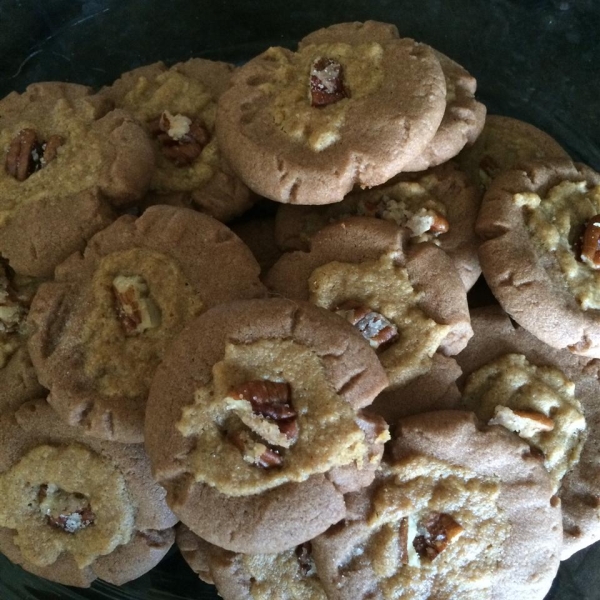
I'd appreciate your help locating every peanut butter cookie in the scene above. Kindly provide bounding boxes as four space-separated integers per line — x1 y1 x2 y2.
456 305 600 559
177 525 327 600
100 59 254 222
0 263 44 414
274 162 482 289
312 412 562 600
145 298 389 554
476 159 600 357
0 399 177 587
266 217 472 390
457 115 570 190
216 21 446 204
28 205 265 443
0 82 154 277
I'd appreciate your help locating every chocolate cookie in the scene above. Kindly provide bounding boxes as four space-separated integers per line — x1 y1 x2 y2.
476 159 600 357
100 59 254 222
0 82 154 277
457 115 570 190
456 305 600 558
274 162 482 289
403 51 486 172
0 399 177 587
177 525 327 600
266 217 472 389
145 298 389 554
312 411 562 600
28 205 265 443
216 21 446 204
0 265 44 414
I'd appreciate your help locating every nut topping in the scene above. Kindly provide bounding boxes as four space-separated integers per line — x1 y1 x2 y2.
295 542 317 576
227 380 298 467
489 405 554 439
579 214 600 269
112 275 161 336
413 513 464 560
38 484 95 534
335 302 399 350
310 57 349 107
227 430 283 469
5 129 63 181
149 110 210 166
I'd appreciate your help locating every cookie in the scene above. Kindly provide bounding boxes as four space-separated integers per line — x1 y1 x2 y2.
216 21 446 204
274 161 482 289
370 353 462 426
266 217 472 389
177 525 327 600
0 399 177 587
457 115 570 190
312 411 562 600
145 298 389 553
455 305 600 558
402 51 486 172
28 205 265 443
0 265 44 413
0 82 154 277
476 159 600 357
100 59 254 222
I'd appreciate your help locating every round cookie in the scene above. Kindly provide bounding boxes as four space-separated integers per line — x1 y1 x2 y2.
274 161 482 289
100 59 254 222
266 217 473 390
0 399 177 587
28 205 265 443
402 51 486 172
0 82 154 277
457 114 570 190
0 265 44 414
312 411 562 600
476 159 600 357
216 21 446 204
177 525 327 600
145 298 389 554
455 305 600 559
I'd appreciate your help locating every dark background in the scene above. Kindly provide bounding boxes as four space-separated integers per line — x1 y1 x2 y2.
0 0 599 598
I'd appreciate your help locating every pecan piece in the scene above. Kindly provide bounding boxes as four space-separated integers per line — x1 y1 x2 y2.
579 214 600 269
112 275 161 336
5 129 63 181
310 57 349 107
489 405 554 438
335 302 399 350
413 513 464 560
38 484 95 534
227 430 283 469
149 111 210 166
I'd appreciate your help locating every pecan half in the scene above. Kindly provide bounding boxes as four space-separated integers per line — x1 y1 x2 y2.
310 57 349 107
38 484 95 534
489 405 554 438
413 513 464 560
579 214 600 269
112 275 161 336
5 129 63 181
335 302 399 350
149 111 210 166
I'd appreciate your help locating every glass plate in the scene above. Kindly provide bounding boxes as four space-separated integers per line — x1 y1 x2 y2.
0 1 599 598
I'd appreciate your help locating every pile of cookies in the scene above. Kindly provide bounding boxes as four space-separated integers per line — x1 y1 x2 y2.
0 19 598 600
